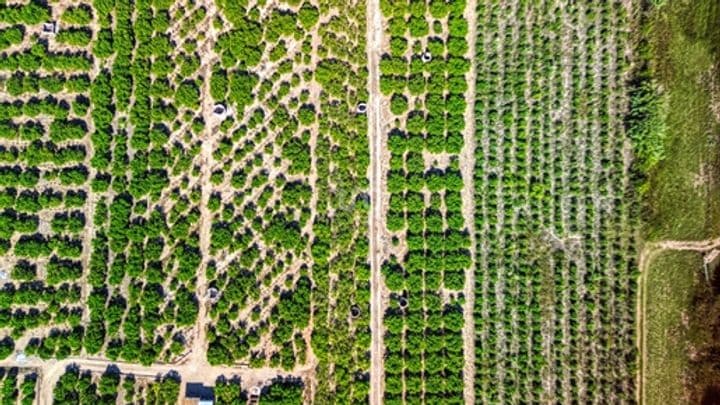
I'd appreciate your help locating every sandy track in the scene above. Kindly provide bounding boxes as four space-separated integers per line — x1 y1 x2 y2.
460 0 479 403
366 0 385 403
188 0 219 374
636 236 720 405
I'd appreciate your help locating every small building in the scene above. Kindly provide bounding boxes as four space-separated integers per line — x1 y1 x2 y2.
15 351 26 364
42 22 58 35
247 385 262 404
184 383 214 405
207 287 220 303
212 104 232 120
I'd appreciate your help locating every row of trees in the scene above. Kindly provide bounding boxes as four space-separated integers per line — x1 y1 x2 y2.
57 28 93 47
14 234 82 259
54 366 179 404
0 44 92 72
381 0 470 401
2 141 87 167
0 282 81 309
0 368 36 405
0 188 85 210
472 0 637 402
0 1 49 25
0 100 71 126
0 26 23 51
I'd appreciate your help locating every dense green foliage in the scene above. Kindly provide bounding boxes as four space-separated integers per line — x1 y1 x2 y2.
53 366 179 404
61 5 93 25
214 377 244 404
262 377 304 404
0 1 49 25
380 0 471 402
0 26 23 50
0 369 37 405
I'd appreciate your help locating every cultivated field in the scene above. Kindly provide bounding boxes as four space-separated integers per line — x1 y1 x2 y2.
642 250 699 405
0 0 702 404
637 2 720 403
377 0 473 403
472 1 637 403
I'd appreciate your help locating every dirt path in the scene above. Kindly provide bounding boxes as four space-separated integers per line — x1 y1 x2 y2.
459 0 478 403
366 0 385 403
636 236 720 405
188 0 219 376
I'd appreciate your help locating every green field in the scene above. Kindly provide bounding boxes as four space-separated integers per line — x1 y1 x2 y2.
644 250 701 404
640 1 720 403
643 0 720 241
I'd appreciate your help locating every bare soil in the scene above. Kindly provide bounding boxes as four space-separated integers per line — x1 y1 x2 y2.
460 0 479 403
366 0 386 402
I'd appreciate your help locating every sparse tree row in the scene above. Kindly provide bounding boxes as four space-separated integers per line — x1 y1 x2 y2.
205 1 371 401
379 0 472 403
309 1 371 402
205 0 318 372
473 1 637 403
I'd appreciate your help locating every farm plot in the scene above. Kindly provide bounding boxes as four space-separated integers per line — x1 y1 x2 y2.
473 0 637 403
203 0 371 401
0 0 210 365
379 0 473 403
81 0 207 365
643 250 701 405
0 0 371 396
0 0 96 359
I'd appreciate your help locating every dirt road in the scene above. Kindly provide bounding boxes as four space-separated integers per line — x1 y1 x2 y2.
189 0 218 371
366 0 385 403
460 0 478 402
636 236 720 405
